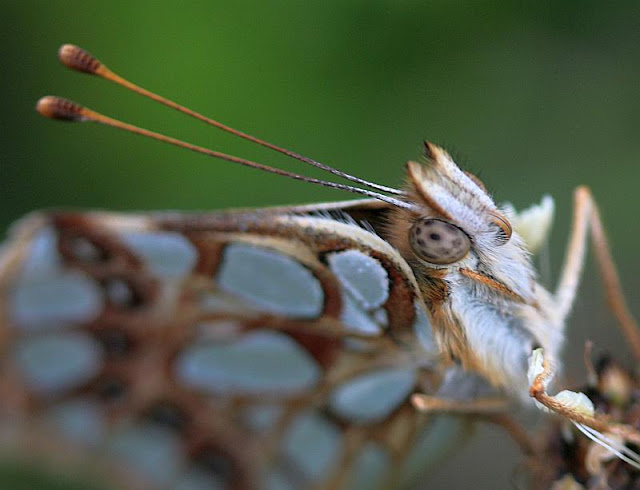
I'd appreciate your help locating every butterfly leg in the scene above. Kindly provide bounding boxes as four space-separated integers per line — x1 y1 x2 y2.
410 393 510 415
528 187 640 463
528 347 640 456
554 186 640 357
411 394 535 455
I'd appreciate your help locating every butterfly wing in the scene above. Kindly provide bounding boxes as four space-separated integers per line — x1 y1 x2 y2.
0 203 472 490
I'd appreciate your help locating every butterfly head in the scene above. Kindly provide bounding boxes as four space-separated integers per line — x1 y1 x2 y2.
404 142 513 263
392 142 530 277
390 142 546 390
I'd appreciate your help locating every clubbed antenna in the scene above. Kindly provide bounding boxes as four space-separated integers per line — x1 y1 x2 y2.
36 95 414 209
54 43 403 197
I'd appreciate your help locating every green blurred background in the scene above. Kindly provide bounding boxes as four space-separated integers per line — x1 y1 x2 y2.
2 1 640 488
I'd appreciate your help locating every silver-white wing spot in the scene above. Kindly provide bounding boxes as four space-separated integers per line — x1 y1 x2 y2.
107 424 184 487
327 250 390 335
242 404 284 432
198 291 259 316
18 227 61 279
329 368 416 424
437 367 497 400
327 250 389 309
413 302 437 356
217 243 324 318
339 293 384 335
400 415 469 485
13 332 103 394
11 226 103 329
121 231 198 279
282 411 341 481
263 470 295 490
341 442 390 490
175 330 321 395
11 271 104 330
175 467 225 490
46 399 106 446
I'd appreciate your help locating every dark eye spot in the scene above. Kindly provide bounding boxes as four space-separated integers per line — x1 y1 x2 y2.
94 328 132 359
94 376 127 401
192 446 235 485
144 400 190 432
68 236 107 263
429 233 441 241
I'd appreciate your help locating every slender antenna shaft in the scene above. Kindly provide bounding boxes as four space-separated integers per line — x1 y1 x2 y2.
36 96 414 210
57 44 403 196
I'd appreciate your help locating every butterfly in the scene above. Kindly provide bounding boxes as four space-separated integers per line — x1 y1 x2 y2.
1 44 640 490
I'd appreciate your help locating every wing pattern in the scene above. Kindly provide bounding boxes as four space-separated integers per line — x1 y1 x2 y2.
0 208 473 489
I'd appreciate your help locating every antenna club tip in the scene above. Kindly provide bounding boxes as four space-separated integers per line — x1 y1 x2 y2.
58 44 102 74
36 96 86 122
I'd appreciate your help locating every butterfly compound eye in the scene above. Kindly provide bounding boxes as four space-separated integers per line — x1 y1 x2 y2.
409 218 471 265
